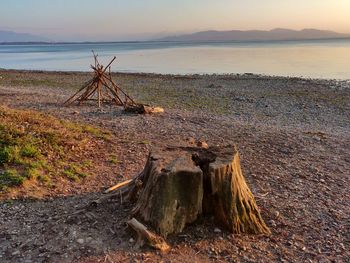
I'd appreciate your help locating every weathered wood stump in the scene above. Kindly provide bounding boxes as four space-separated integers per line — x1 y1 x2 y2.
122 145 270 238
124 104 164 114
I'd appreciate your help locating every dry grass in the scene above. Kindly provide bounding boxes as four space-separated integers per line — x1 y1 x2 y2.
0 106 111 193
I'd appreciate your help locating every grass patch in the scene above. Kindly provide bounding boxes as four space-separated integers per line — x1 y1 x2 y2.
139 140 150 145
0 169 24 190
20 144 40 158
122 80 232 114
0 71 85 90
63 164 88 181
108 155 120 165
0 106 110 192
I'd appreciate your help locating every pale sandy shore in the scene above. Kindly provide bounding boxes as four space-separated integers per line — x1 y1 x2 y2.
0 69 349 262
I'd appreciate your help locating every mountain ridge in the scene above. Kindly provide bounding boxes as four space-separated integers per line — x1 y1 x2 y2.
158 28 350 42
0 30 50 43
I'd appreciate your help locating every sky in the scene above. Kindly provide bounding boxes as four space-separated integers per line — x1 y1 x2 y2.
1 0 349 41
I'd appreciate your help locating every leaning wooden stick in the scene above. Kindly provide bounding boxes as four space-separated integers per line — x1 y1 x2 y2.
64 52 163 113
63 78 95 105
127 218 170 252
104 179 132 193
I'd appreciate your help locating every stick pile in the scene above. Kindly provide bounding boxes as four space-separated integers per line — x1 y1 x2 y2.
64 51 139 110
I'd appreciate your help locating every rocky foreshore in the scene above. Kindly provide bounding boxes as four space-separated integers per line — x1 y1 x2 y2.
0 69 349 262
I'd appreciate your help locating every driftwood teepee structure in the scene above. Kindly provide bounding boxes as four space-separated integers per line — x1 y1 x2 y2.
64 52 146 112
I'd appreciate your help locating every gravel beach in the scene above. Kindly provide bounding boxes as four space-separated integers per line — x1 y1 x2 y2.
0 69 349 262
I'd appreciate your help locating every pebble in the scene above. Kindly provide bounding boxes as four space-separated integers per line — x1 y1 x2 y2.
129 238 134 243
11 250 20 256
214 227 222 233
1 73 348 263
76 238 84 244
197 140 209 149
269 220 277 227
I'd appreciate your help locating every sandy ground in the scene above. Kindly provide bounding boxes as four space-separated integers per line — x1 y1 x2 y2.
0 70 349 263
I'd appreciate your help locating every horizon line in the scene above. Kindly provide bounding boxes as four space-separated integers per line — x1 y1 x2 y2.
1 27 350 43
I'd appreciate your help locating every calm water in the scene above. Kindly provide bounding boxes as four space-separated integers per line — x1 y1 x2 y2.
1 39 350 79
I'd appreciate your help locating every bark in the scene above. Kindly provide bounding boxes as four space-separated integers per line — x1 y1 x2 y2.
131 150 203 237
126 146 270 238
197 147 271 234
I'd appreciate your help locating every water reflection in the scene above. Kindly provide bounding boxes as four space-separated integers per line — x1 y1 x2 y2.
0 39 350 79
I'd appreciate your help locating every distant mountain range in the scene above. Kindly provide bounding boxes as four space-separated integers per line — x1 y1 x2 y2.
0 30 50 43
158 28 350 42
1 28 350 43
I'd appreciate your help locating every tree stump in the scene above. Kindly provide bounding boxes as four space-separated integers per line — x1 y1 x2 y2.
124 145 270 238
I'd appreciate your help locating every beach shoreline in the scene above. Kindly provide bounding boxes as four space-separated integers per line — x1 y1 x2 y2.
1 67 350 81
0 69 349 262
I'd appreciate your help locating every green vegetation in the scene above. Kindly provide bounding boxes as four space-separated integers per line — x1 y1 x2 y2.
0 106 111 192
0 169 24 189
0 71 83 89
108 154 120 165
123 82 231 114
63 164 88 181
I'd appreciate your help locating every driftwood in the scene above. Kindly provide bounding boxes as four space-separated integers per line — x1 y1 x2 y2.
104 179 132 193
63 54 133 108
64 52 163 114
124 104 164 114
103 145 270 244
127 218 170 252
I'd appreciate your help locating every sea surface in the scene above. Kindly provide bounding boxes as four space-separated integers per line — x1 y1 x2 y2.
1 39 350 79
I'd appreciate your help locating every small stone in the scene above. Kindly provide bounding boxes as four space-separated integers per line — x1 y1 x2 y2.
274 211 280 218
269 220 277 227
187 137 196 145
197 140 209 149
77 238 84 244
214 228 222 233
12 250 20 256
129 238 134 243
